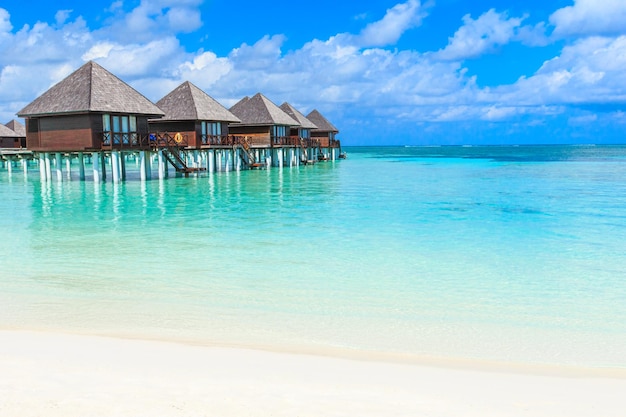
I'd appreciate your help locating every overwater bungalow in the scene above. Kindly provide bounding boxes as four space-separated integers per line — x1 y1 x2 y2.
5 60 343 182
306 109 341 159
0 123 23 148
229 93 310 167
278 102 320 163
16 61 165 182
229 93 299 147
1 121 28 173
17 61 164 152
150 81 241 148
3 120 26 148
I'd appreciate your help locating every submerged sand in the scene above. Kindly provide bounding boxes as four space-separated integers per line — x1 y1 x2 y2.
1 330 625 416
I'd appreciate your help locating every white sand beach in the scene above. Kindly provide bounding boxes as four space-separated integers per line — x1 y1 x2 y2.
1 330 625 417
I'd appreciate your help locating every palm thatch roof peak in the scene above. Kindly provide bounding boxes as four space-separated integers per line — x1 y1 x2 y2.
306 109 338 133
17 61 164 118
279 103 317 129
229 93 299 126
5 119 25 137
155 81 240 123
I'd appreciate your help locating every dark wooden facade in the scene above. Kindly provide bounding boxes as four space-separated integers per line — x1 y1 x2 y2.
0 123 25 148
311 130 331 148
0 137 25 148
228 124 298 147
228 125 272 147
149 120 232 148
24 113 152 152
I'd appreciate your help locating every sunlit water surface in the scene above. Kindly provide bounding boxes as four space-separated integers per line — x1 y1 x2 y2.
1 145 625 368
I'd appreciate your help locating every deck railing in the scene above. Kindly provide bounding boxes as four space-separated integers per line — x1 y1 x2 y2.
101 132 191 150
148 132 189 148
270 135 293 146
100 132 338 150
101 132 146 149
201 134 231 146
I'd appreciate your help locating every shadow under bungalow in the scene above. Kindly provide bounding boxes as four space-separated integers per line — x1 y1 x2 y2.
3 61 342 182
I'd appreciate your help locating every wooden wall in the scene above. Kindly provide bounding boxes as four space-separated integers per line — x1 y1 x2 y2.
311 131 330 147
149 120 198 147
26 115 93 151
24 114 155 151
0 138 22 148
26 118 40 149
229 125 271 146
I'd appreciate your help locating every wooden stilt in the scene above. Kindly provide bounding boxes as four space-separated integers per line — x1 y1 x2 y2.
78 153 85 181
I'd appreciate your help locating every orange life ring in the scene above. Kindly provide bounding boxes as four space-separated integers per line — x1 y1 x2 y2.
174 132 183 144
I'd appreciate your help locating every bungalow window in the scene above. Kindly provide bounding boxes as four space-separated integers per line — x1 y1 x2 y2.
301 129 310 139
201 121 222 144
130 116 137 145
112 116 121 145
102 114 111 145
102 114 139 146
121 116 129 145
271 125 287 144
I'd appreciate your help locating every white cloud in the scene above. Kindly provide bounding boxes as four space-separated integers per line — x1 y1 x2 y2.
55 9 73 26
550 0 626 37
100 0 203 43
482 106 521 121
355 0 426 47
177 51 233 90
2 0 626 143
569 113 597 125
95 38 185 80
434 9 524 61
501 36 626 106
229 35 286 70
82 42 116 61
108 1 123 13
0 8 12 33
516 22 550 47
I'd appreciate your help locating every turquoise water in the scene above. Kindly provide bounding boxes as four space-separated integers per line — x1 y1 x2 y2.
1 145 626 368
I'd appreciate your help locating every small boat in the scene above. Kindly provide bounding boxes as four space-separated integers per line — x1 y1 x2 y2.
338 152 347 159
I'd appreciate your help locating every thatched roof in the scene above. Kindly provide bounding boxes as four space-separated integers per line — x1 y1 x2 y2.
0 123 20 138
229 96 249 115
306 109 338 133
4 119 25 137
17 61 164 118
279 103 317 129
155 81 240 123
229 93 299 126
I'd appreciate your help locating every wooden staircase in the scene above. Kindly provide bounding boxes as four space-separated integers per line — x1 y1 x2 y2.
162 147 189 173
235 137 265 169
299 137 311 164
151 132 206 174
316 140 329 161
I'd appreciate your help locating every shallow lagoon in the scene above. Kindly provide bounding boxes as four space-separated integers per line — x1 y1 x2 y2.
1 145 625 368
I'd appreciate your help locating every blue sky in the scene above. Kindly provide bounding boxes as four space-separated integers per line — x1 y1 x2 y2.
1 0 625 145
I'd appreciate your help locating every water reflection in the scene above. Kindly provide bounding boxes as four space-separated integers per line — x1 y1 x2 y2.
40 180 52 217
112 183 121 225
